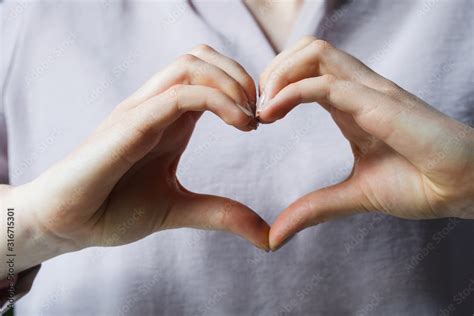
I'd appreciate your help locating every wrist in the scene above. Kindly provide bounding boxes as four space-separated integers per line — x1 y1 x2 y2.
1 183 77 279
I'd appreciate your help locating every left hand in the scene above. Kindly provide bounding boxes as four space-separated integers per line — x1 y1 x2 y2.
256 36 474 251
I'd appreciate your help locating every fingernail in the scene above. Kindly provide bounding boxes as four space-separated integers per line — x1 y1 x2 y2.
246 102 256 117
258 243 271 252
236 103 254 118
254 121 259 130
255 92 266 117
246 118 259 130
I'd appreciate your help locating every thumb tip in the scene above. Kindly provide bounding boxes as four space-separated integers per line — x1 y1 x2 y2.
254 222 271 252
269 227 289 252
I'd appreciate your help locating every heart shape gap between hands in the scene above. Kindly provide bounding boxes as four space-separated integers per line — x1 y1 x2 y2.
24 38 474 262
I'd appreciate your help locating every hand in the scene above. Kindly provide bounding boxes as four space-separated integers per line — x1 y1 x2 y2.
256 36 474 250
5 45 269 277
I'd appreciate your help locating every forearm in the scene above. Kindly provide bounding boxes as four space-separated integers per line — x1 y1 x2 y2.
0 184 72 279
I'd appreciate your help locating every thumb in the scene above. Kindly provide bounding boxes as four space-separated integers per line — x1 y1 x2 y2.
165 192 270 251
269 180 365 251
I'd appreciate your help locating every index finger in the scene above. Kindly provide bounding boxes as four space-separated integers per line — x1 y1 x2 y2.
260 38 395 104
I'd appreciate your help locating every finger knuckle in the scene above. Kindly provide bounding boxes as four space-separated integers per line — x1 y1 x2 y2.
322 74 337 85
299 35 317 44
309 39 332 58
111 117 157 166
191 43 215 55
167 84 188 110
187 58 211 80
379 80 401 98
225 80 244 96
231 60 249 77
168 83 185 97
267 67 289 89
329 79 354 104
321 74 337 99
177 53 199 66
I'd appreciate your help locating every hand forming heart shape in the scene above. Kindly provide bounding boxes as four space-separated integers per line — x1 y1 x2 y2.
255 37 474 250
22 37 473 268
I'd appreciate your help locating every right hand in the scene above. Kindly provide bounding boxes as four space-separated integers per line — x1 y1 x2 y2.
11 45 269 265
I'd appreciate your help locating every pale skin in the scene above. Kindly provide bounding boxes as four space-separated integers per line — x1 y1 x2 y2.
0 46 268 279
1 2 474 280
256 37 474 250
244 0 304 52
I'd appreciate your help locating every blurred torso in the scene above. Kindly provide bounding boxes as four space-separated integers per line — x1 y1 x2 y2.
1 0 473 315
